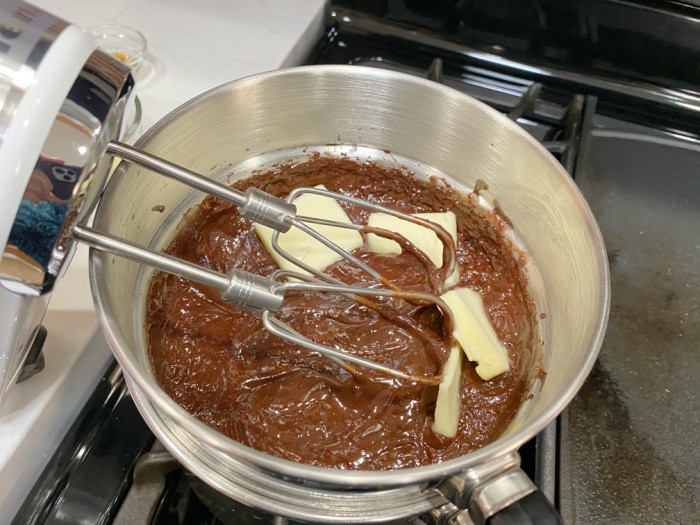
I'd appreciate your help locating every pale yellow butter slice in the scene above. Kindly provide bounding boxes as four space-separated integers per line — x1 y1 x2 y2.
366 211 459 288
440 287 510 381
432 344 463 438
254 185 363 275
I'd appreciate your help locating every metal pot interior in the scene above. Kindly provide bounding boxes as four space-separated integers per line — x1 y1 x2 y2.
89 65 609 489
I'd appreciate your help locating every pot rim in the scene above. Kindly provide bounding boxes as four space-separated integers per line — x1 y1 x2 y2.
89 64 611 487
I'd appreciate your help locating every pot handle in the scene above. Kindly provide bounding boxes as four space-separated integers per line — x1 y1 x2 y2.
434 453 561 525
486 488 560 525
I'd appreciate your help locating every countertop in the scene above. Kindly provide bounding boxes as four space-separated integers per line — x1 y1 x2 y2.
0 1 325 520
36 0 326 133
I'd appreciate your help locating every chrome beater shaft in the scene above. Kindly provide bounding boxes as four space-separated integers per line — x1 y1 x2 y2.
73 142 458 384
73 224 450 383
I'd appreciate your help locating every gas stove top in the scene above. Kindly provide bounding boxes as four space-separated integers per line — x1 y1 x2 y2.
11 1 700 523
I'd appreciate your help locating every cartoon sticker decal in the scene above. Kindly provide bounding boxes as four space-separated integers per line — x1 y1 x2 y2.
5 154 74 275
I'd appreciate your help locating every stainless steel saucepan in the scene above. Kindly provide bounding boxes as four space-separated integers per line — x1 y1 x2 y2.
89 65 610 524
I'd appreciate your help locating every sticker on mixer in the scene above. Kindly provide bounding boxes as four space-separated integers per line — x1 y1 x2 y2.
5 155 74 277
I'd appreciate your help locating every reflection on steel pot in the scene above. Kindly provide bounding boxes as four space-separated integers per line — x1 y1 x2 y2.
88 65 609 524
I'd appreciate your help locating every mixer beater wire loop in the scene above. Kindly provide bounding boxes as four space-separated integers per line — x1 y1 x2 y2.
264 270 453 385
278 185 457 292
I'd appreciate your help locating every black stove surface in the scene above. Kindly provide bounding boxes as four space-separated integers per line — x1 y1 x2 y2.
330 0 700 88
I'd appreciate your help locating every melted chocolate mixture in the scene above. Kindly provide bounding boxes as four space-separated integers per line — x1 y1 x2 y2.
146 157 537 470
